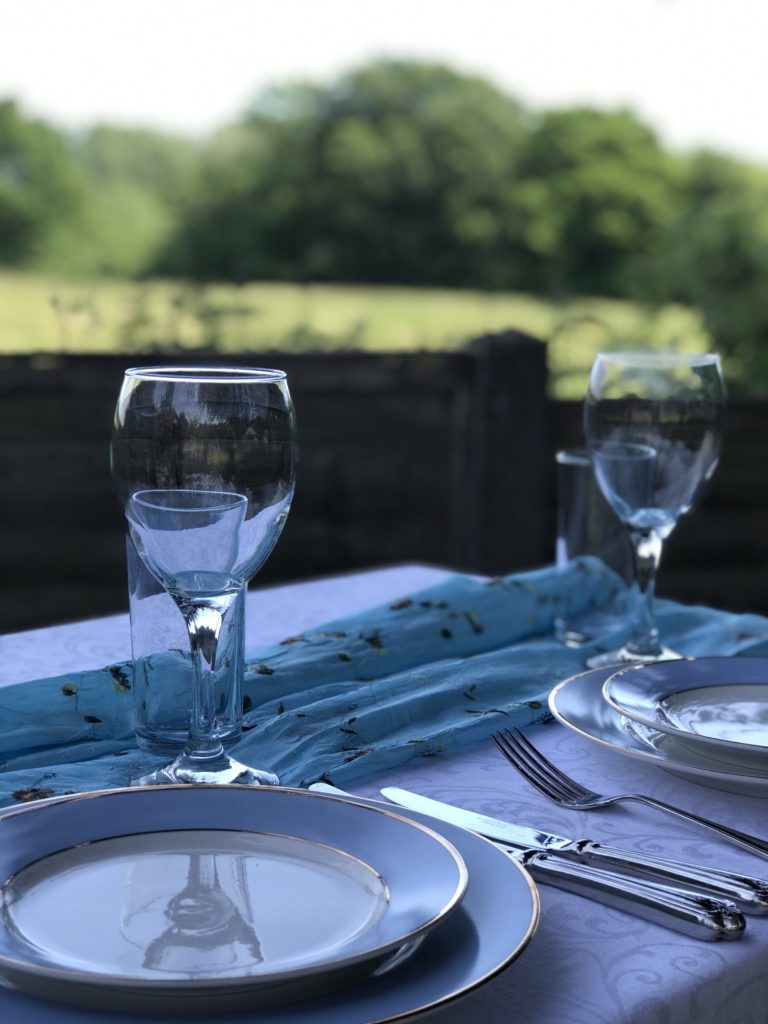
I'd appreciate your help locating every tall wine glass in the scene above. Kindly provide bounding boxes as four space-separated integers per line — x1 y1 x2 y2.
584 351 725 667
110 367 296 785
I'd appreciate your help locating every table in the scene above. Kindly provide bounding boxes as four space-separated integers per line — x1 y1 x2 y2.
2 564 768 1024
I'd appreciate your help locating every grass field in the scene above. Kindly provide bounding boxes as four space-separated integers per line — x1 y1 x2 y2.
0 272 711 397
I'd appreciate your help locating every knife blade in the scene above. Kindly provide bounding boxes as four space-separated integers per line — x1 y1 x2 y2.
308 783 744 940
381 787 768 916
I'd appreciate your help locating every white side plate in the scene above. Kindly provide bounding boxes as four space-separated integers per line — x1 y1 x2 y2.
550 665 768 795
604 657 768 767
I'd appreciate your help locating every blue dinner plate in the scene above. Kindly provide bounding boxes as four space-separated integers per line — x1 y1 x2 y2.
0 786 468 1013
0 786 538 1022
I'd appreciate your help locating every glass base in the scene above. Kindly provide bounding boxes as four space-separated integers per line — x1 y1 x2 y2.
135 725 241 758
133 752 279 787
586 644 682 669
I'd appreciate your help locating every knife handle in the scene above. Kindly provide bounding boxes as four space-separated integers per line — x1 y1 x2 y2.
567 841 768 916
523 852 745 941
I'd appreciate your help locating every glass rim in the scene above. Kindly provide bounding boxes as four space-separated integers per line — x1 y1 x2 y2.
555 449 590 467
132 488 248 512
123 366 287 383
594 351 721 368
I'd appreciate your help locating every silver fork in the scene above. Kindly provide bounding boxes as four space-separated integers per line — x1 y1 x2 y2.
492 727 768 859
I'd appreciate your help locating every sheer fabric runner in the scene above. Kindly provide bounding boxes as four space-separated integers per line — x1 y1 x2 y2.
1 558 767 808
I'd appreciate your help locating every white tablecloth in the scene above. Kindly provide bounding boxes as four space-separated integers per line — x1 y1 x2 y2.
2 564 768 1024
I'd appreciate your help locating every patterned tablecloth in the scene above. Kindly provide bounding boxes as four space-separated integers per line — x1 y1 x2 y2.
1 564 767 1024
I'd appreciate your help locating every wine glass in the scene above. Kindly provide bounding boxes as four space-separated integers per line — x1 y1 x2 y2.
110 366 297 785
584 351 726 667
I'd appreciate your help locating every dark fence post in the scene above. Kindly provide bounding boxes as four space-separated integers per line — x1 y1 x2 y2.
452 329 550 575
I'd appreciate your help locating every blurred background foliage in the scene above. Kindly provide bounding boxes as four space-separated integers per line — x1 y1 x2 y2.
2 59 768 393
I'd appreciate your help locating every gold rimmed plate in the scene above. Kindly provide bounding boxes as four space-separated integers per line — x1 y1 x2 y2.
550 665 768 795
0 786 467 1013
0 787 539 1023
604 657 768 768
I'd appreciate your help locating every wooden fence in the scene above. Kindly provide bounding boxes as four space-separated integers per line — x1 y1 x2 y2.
1 334 766 633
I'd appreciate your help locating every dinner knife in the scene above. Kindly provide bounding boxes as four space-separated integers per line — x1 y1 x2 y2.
308 783 744 940
380 787 768 916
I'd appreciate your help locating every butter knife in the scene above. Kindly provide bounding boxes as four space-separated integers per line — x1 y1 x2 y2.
381 786 768 916
308 783 744 940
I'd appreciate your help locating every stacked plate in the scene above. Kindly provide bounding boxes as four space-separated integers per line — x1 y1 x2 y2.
0 785 539 1020
550 657 768 795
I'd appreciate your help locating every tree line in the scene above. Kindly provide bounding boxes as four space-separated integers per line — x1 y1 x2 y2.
2 59 768 386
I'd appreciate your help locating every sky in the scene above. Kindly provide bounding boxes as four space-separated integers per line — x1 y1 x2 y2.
2 0 768 163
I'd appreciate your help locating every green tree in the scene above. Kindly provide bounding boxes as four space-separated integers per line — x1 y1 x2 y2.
76 125 202 205
40 125 205 276
514 107 680 296
39 179 176 277
160 61 529 287
645 151 768 391
0 99 83 265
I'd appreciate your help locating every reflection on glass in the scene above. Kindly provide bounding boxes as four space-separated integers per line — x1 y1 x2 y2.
590 442 657 528
142 853 263 975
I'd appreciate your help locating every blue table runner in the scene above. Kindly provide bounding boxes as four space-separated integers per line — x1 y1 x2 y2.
1 558 767 808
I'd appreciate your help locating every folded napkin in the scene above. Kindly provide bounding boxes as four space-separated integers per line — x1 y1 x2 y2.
1 557 767 809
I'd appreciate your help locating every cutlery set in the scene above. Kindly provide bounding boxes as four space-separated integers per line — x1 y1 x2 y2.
381 787 768 915
311 745 768 943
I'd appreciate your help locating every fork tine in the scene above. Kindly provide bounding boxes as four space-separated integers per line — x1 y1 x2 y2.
493 728 585 804
490 732 563 801
506 727 591 800
492 730 579 803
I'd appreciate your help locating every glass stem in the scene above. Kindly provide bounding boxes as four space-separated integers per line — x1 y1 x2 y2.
627 528 663 657
182 593 239 760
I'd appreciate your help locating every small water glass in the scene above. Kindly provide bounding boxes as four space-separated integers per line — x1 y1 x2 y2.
555 449 634 646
